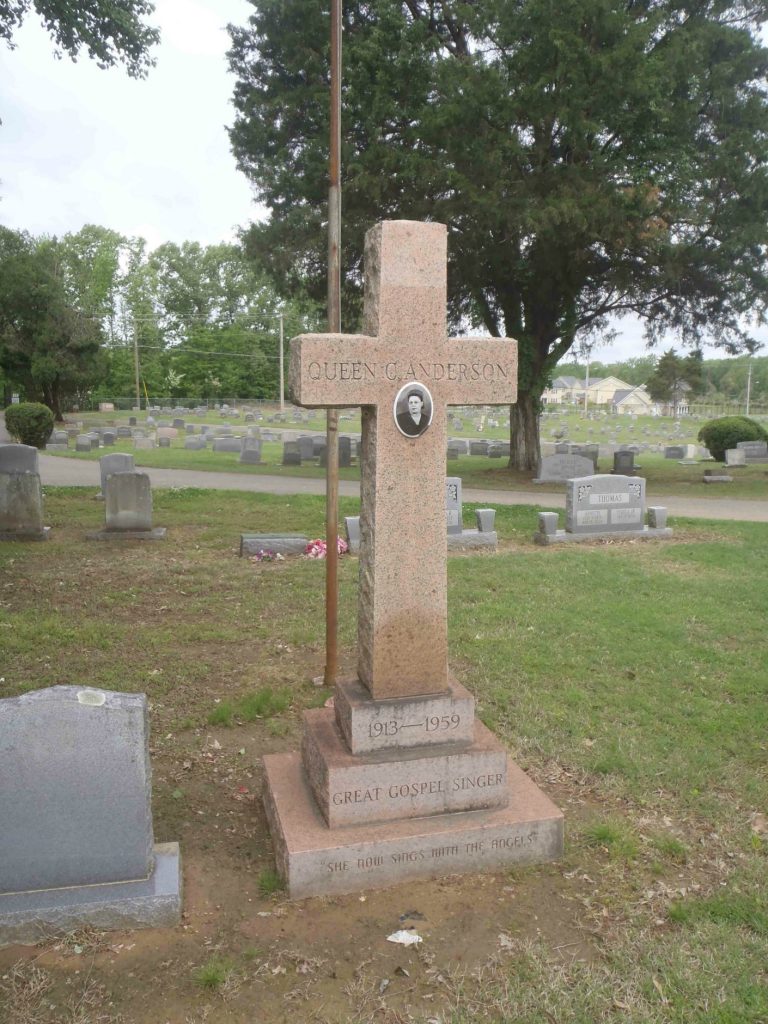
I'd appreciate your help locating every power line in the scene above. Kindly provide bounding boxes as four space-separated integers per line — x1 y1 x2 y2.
134 344 282 360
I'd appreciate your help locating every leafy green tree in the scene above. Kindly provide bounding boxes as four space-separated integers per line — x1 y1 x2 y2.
0 0 159 77
0 228 104 418
228 0 768 468
646 348 703 416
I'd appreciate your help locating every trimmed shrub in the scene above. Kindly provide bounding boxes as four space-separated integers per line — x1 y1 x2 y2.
4 402 55 448
697 416 768 461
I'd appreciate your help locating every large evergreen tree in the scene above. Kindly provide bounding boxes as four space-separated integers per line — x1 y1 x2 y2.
227 0 768 468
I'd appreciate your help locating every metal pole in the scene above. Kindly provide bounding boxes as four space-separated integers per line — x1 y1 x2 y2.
279 313 285 413
133 320 141 410
746 360 753 416
325 0 342 686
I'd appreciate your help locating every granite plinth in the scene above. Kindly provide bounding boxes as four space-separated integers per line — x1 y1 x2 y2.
533 526 673 545
87 528 167 541
239 533 309 556
0 843 181 947
302 708 508 827
334 676 475 754
263 753 563 898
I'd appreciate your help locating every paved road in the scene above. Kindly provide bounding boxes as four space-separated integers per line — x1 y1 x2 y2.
36 452 768 522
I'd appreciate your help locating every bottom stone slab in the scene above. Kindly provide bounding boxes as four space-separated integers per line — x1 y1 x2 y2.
86 528 167 541
533 527 673 545
263 753 563 899
0 527 50 542
0 843 182 947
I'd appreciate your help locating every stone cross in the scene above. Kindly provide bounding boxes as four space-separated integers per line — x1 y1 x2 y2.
290 220 517 699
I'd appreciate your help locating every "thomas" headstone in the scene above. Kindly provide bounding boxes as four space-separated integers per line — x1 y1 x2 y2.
264 221 563 898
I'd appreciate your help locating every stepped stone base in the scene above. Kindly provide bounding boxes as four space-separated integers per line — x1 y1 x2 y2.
302 708 508 827
0 843 181 947
263 753 563 899
334 676 475 754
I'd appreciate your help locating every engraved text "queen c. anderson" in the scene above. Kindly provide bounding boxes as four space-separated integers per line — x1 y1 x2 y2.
306 360 511 384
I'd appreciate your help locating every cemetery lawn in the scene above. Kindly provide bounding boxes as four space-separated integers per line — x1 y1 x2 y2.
47 442 768 499
1 488 767 1023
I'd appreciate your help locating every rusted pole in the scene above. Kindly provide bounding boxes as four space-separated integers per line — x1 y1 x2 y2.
325 0 342 686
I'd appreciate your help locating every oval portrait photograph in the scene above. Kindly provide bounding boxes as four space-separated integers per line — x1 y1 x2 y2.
393 381 433 438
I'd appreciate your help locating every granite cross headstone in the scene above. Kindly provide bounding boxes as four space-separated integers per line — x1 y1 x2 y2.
289 220 517 699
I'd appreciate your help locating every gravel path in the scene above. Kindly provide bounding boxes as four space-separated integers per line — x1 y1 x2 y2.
36 452 768 522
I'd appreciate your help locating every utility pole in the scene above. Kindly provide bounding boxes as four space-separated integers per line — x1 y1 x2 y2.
278 313 285 413
324 0 342 686
133 320 141 411
746 360 754 416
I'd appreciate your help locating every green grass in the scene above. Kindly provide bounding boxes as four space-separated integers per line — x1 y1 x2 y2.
582 819 640 860
257 867 285 896
207 687 292 727
3 486 768 1023
193 957 235 991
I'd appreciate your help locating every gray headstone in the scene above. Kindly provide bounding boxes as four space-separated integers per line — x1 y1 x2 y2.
613 450 635 474
538 511 559 537
725 448 746 466
0 445 46 539
344 515 361 554
664 445 685 459
102 431 116 446
212 437 241 453
737 440 768 461
283 441 301 466
172 419 185 429
239 447 262 464
475 508 496 532
184 437 206 450
445 477 463 535
128 416 137 426
134 437 154 450
566 474 645 534
0 687 153 892
298 436 315 461
76 435 92 452
647 506 668 529
339 435 352 468
117 426 133 438
105 472 153 532
99 453 135 498
0 443 38 475
0 686 181 943
535 453 594 483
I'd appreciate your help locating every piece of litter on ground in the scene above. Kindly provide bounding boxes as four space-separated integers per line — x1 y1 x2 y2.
394 966 409 977
498 934 514 950
387 930 422 946
379 978 390 994
257 912 272 917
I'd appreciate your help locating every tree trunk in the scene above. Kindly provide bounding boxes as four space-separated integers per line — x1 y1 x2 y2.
508 391 541 472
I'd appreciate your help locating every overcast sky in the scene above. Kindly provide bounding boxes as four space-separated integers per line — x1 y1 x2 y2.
0 2 761 364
